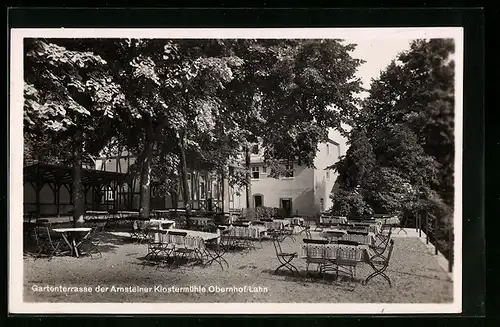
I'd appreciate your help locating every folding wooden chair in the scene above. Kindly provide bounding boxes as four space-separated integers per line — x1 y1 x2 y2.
33 223 66 261
270 232 299 277
203 237 229 270
168 231 198 268
23 221 37 246
363 239 395 287
334 240 361 284
295 220 312 238
144 230 168 263
129 219 142 240
78 227 102 259
136 219 154 243
185 235 206 264
227 224 248 250
84 217 108 235
303 238 331 278
219 228 235 250
174 215 188 229
371 227 393 255
202 220 217 233
394 216 409 235
314 222 327 232
280 224 296 242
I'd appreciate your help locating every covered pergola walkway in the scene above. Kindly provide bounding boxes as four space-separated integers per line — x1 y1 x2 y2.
23 163 129 217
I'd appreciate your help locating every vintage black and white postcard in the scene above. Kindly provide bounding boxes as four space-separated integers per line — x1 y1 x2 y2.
9 27 463 314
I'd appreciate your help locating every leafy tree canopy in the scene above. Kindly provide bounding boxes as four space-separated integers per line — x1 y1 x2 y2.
330 39 455 233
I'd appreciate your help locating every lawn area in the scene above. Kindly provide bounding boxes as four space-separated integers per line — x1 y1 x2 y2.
23 231 453 303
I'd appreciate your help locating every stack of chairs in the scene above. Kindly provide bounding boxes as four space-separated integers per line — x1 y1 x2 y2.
146 230 205 270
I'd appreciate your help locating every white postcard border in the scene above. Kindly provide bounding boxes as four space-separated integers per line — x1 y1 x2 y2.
9 27 464 314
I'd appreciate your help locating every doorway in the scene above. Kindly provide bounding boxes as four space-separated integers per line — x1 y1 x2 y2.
280 198 292 217
253 194 263 208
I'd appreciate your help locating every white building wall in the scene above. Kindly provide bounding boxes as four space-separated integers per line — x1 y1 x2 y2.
231 128 348 216
313 129 348 213
248 164 316 216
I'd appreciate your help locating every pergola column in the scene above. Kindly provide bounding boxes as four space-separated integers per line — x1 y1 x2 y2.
46 182 58 216
56 184 61 216
129 180 134 209
53 171 65 217
34 169 43 216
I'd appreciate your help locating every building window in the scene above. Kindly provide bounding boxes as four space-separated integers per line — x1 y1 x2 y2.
213 182 219 199
326 171 330 179
251 144 259 154
230 187 234 201
285 164 294 178
200 182 205 199
336 144 341 158
262 166 267 174
320 198 324 212
187 174 192 197
252 166 259 179
104 186 114 201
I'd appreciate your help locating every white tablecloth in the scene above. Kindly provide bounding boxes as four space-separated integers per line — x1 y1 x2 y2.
285 217 305 226
320 216 348 224
224 225 267 239
149 219 176 229
300 243 370 262
263 219 290 230
190 217 214 226
375 217 400 225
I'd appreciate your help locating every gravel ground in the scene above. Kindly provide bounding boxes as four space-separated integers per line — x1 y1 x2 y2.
23 231 453 303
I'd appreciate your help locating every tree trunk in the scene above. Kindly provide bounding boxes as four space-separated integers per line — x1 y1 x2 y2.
72 128 85 226
138 163 144 210
139 118 153 219
177 132 191 226
448 225 453 272
244 146 252 209
138 145 152 218
221 168 225 213
117 145 122 173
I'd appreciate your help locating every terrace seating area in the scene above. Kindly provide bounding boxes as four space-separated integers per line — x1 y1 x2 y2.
23 210 453 303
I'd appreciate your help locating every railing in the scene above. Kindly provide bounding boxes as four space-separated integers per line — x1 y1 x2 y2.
328 212 454 273
415 214 453 273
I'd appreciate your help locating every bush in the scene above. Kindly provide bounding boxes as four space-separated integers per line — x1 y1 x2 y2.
241 206 281 220
330 189 373 217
